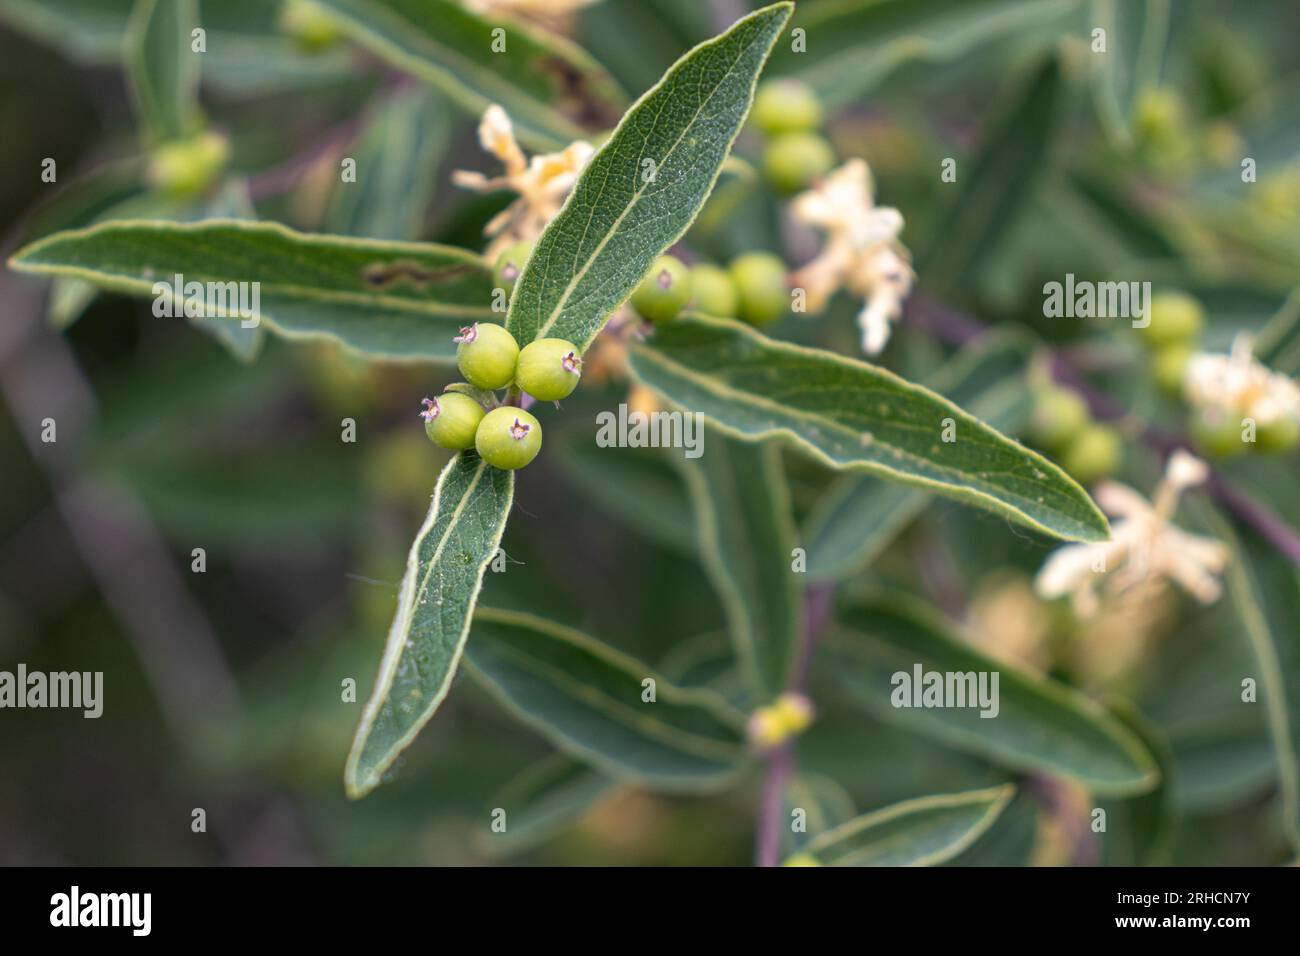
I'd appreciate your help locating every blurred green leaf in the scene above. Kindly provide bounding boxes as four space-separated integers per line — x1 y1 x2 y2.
465 608 748 791
9 219 495 360
0 0 135 63
827 593 1160 795
345 453 514 798
506 2 792 349
783 772 856 854
311 0 626 149
629 315 1108 543
790 784 1014 866
1089 0 1168 148
124 0 201 144
677 428 802 700
1256 287 1300 376
480 753 618 857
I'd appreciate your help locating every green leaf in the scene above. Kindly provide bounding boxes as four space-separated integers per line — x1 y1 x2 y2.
505 2 793 350
125 0 201 143
677 429 802 700
790 785 1014 866
803 332 1034 580
918 55 1066 293
465 608 748 791
480 753 619 857
325 87 450 241
1089 0 1169 148
187 181 266 362
8 219 496 361
783 772 856 854
1256 287 1300 376
0 0 135 64
310 0 626 149
345 453 514 798
826 594 1160 795
767 0 1078 108
628 315 1108 543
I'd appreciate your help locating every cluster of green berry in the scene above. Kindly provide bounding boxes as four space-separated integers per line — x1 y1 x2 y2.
422 320 581 471
1029 383 1122 487
628 251 789 327
751 79 835 195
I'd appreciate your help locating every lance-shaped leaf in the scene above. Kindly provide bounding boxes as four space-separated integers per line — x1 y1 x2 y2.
1090 0 1169 148
480 753 620 857
8 219 496 361
767 0 1077 108
825 594 1159 795
677 429 801 700
789 785 1014 866
629 315 1108 543
804 332 1033 580
465 608 748 791
783 772 856 855
311 0 625 149
506 2 793 350
1256 287 1300 376
345 454 514 798
125 0 201 143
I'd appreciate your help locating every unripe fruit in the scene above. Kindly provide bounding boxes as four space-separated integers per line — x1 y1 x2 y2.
455 322 519 390
1152 343 1193 396
420 394 483 451
782 854 822 867
762 132 835 195
630 255 692 324
280 0 342 51
475 406 542 470
1029 386 1090 452
730 252 788 326
1257 416 1300 454
493 240 533 297
1191 408 1247 459
690 263 739 317
752 79 823 137
1140 292 1205 349
1059 423 1122 486
148 130 230 199
516 337 582 401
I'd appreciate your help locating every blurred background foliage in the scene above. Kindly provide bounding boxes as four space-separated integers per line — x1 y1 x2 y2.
1 0 1297 865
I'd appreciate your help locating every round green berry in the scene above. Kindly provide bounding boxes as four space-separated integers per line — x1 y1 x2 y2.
421 393 484 451
730 252 789 326
630 255 693 324
148 130 229 199
280 0 342 51
516 337 582 401
690 263 739 317
1030 386 1090 452
1059 423 1123 486
1140 292 1205 349
1257 415 1300 454
493 241 533 297
1191 408 1248 458
762 132 835 195
752 79 823 137
1152 343 1194 396
476 406 542 470
455 322 519 391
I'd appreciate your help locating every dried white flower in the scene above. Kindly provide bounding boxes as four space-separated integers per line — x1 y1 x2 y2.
788 159 914 355
452 104 594 258
1184 333 1300 429
1034 450 1230 617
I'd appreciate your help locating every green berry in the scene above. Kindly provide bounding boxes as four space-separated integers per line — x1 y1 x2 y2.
630 255 692 324
1152 343 1194 396
475 406 542 470
148 131 229 199
455 322 519 391
762 132 835 195
493 241 533 297
516 337 582 401
420 394 484 451
690 263 739 317
1030 386 1091 452
1140 292 1205 349
1059 423 1123 486
1191 408 1247 458
280 0 342 51
752 79 823 137
1256 416 1299 454
730 252 788 326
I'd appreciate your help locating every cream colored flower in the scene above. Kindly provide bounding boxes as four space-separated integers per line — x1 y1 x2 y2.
452 104 594 258
788 159 914 355
1034 450 1230 617
1184 333 1300 429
